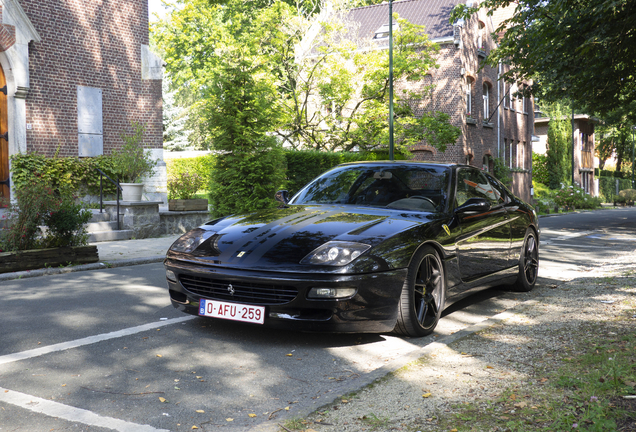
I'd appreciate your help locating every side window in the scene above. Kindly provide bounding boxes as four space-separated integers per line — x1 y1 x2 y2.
456 168 500 207
484 173 508 205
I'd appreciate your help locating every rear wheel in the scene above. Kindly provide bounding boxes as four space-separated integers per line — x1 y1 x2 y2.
394 246 445 337
510 229 539 292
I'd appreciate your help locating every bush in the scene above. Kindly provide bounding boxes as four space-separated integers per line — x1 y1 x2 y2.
110 122 157 183
0 179 91 252
598 176 632 202
41 192 92 248
553 185 602 210
10 153 120 197
619 189 636 205
168 172 205 200
532 152 549 185
165 154 215 187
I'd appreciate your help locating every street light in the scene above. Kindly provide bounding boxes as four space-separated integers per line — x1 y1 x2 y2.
388 0 394 161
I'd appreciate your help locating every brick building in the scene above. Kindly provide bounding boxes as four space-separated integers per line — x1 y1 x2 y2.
0 0 164 203
341 0 534 201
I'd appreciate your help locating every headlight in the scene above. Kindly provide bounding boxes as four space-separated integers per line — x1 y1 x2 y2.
300 241 371 266
308 287 357 299
169 228 215 253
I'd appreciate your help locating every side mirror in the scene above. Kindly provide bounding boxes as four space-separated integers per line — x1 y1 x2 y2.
275 190 289 204
455 197 491 215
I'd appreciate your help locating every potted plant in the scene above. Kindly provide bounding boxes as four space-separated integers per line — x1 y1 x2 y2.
110 121 157 201
167 171 208 211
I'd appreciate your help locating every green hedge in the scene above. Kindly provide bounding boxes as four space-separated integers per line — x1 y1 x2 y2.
165 154 215 186
598 176 632 201
165 150 406 197
10 153 119 196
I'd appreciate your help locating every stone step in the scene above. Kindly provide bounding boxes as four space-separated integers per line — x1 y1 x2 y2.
89 210 111 223
85 221 120 232
88 230 134 243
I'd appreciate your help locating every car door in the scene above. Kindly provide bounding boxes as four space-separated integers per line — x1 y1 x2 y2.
454 168 511 282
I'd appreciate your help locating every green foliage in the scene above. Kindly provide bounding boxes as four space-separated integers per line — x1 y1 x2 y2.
10 153 120 197
0 178 91 251
543 102 572 189
595 107 635 173
492 157 511 187
619 189 636 205
168 172 206 200
531 152 549 186
41 192 92 249
165 155 215 186
532 181 556 212
154 1 460 154
553 185 602 210
450 0 636 119
284 13 460 153
110 122 157 183
206 47 287 217
598 176 632 203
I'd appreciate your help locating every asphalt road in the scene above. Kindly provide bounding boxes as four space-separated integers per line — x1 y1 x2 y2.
1 207 634 432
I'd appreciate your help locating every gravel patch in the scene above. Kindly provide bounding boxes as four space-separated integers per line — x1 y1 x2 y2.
292 253 636 432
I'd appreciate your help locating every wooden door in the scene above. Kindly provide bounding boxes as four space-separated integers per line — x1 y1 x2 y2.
0 63 8 205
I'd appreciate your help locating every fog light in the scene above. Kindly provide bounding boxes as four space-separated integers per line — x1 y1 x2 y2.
166 269 177 283
307 287 356 299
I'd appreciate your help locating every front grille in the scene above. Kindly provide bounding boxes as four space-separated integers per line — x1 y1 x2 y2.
179 274 298 305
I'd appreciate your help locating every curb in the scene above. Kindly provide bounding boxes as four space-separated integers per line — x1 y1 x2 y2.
0 256 165 282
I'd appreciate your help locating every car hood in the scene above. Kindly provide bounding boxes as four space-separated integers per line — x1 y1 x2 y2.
170 205 436 271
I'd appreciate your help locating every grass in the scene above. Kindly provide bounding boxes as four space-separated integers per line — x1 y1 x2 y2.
430 324 636 432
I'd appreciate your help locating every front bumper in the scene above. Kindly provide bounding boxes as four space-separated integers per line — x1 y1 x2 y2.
164 258 407 333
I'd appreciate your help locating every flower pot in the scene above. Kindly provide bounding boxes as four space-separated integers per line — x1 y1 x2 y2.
120 183 144 201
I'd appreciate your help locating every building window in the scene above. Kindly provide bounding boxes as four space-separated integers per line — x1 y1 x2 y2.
509 140 513 169
466 78 473 116
482 83 490 121
508 83 516 111
517 141 525 169
503 83 508 109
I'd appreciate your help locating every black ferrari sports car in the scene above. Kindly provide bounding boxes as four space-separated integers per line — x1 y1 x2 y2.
164 161 539 337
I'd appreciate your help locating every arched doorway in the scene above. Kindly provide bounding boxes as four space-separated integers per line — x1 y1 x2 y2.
0 63 7 205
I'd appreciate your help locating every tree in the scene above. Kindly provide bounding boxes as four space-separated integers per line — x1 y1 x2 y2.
282 12 461 153
204 35 287 217
154 1 460 155
162 76 192 151
596 108 634 174
450 0 636 120
542 102 572 189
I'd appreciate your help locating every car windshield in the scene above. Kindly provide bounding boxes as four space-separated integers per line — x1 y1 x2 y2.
290 164 451 212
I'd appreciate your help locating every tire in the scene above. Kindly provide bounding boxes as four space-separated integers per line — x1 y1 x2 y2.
394 246 445 337
510 229 539 292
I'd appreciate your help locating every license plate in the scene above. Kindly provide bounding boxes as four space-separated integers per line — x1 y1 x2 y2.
199 299 265 324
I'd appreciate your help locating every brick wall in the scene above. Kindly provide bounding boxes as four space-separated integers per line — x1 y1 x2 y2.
407 10 533 200
21 0 162 157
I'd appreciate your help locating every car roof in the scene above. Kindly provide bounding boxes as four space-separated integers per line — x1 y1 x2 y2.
336 160 464 169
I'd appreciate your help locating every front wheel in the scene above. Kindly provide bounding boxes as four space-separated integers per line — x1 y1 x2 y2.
509 229 539 292
393 246 445 337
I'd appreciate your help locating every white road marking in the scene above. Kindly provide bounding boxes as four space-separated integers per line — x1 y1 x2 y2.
0 316 194 366
0 386 170 432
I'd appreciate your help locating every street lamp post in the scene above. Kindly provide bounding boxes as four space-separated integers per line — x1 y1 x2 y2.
632 126 636 189
388 0 394 161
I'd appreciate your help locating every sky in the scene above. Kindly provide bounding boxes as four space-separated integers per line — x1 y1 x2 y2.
148 0 171 22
